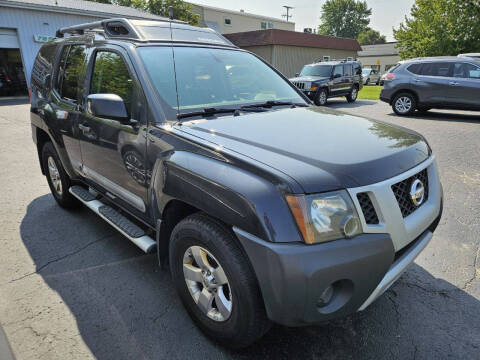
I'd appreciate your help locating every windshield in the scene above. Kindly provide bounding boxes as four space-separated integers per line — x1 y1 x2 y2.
299 65 332 77
362 69 371 75
138 46 305 119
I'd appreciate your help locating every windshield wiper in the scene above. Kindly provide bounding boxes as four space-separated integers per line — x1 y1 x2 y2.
177 106 267 120
241 100 309 109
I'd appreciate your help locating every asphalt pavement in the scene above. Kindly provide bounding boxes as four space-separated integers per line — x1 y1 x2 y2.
0 98 479 359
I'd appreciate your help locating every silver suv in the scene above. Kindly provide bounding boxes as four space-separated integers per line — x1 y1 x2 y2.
380 57 480 116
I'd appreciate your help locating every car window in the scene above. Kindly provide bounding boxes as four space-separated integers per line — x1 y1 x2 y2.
32 44 57 87
333 65 344 77
407 63 422 75
56 45 87 102
453 63 480 79
420 62 452 77
90 51 134 114
344 64 352 76
354 63 362 75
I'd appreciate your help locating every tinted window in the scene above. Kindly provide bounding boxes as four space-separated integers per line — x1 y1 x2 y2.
333 65 344 77
420 62 452 77
354 63 362 75
56 45 87 101
407 63 422 74
453 62 480 79
344 64 352 76
55 46 69 93
90 51 134 114
32 44 57 87
300 65 332 77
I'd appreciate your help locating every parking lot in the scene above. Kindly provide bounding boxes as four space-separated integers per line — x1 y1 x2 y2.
0 98 479 360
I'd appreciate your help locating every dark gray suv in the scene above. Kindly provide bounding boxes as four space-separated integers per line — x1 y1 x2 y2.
380 57 480 116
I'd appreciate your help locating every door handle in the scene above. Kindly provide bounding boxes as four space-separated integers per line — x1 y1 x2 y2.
414 78 421 82
78 124 91 132
449 81 459 86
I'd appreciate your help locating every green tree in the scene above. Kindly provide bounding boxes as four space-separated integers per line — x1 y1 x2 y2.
318 0 371 39
357 27 386 45
85 0 199 25
394 0 480 59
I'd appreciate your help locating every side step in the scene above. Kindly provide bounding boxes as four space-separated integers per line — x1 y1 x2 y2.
69 186 156 253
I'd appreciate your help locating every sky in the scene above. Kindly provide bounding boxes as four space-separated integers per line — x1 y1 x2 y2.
192 0 416 41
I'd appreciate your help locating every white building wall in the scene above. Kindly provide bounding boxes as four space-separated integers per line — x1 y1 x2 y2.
0 7 101 86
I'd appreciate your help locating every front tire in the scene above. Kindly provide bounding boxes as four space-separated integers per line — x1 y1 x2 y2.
346 86 358 103
169 213 271 348
314 88 328 106
41 142 80 209
392 93 416 116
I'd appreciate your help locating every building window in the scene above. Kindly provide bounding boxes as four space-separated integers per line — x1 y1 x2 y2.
323 56 330 61
268 22 274 29
224 18 232 26
261 22 267 30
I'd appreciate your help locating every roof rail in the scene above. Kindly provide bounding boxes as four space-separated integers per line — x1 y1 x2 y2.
56 18 142 39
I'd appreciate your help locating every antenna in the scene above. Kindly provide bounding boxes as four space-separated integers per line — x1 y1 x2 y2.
282 5 294 22
168 6 174 20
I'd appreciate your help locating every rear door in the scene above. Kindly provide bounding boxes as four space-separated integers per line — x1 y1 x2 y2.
410 62 453 105
450 62 480 108
78 46 149 214
343 63 353 91
331 64 347 95
50 44 88 174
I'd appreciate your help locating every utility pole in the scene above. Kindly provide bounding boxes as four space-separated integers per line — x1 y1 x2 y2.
282 6 294 22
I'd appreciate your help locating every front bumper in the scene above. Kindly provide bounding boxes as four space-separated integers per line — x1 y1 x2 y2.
234 157 443 326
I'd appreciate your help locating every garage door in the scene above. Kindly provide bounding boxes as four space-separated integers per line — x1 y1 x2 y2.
0 28 19 49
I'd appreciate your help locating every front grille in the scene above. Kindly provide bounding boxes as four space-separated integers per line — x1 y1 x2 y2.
357 192 379 224
293 81 305 90
391 168 429 218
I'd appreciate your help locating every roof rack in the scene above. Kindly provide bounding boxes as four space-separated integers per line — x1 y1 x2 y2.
56 18 143 39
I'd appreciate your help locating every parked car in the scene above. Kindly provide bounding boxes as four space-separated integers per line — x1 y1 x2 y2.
362 68 381 85
380 56 480 115
0 67 13 96
31 18 443 348
458 53 480 61
289 60 363 105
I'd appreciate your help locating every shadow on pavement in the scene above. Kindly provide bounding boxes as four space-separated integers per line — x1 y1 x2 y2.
18 194 480 359
326 99 378 108
0 97 29 106
386 110 480 124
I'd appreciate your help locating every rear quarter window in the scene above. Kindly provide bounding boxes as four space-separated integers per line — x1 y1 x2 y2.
31 44 58 88
406 63 422 75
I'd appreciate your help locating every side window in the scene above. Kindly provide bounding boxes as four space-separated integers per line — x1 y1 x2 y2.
344 64 352 76
354 63 362 75
453 63 480 79
32 44 57 87
407 63 422 75
55 45 87 101
420 62 452 77
333 65 344 77
90 51 134 114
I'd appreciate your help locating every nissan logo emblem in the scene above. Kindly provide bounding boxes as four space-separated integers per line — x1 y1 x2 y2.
410 179 425 206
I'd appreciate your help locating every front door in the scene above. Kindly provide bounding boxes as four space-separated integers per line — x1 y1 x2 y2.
78 47 148 214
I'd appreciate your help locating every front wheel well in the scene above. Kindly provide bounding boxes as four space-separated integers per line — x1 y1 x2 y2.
36 128 51 175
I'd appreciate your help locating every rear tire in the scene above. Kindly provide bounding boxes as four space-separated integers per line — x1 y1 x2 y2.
169 213 271 348
346 86 358 103
314 88 328 106
392 93 416 116
41 142 80 209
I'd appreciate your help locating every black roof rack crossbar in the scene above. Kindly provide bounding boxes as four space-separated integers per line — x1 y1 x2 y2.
56 18 141 39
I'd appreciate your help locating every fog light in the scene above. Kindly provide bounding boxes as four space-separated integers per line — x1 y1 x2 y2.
317 285 334 307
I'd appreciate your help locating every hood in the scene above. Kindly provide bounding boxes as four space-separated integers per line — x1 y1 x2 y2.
177 107 430 193
289 76 330 83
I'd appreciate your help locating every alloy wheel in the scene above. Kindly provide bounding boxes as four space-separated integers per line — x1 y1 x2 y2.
351 87 358 100
47 156 63 196
319 91 327 105
395 96 412 114
183 246 232 322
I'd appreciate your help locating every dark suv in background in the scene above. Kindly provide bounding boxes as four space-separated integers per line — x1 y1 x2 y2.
380 57 480 116
289 60 363 105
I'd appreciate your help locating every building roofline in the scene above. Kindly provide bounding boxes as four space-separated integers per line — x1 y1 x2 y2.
0 0 167 21
188 2 293 24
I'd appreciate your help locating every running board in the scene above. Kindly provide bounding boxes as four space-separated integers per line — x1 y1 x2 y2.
69 186 156 253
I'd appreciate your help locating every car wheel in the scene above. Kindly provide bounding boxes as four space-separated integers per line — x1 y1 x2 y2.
392 93 416 116
169 213 271 348
314 88 328 106
41 142 80 209
376 79 380 85
346 86 358 103
365 78 370 85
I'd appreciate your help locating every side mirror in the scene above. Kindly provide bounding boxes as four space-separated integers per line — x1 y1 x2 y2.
87 94 128 121
295 73 300 77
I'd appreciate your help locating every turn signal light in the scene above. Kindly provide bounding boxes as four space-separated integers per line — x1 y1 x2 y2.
310 86 318 91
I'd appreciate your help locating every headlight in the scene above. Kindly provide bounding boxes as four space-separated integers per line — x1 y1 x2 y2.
286 190 362 244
